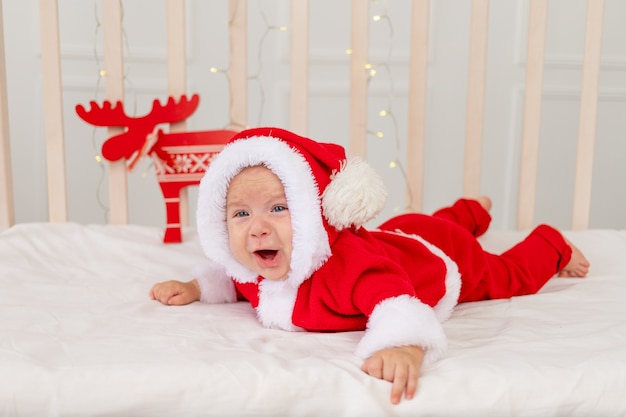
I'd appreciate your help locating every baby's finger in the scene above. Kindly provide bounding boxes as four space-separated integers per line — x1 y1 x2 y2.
168 292 189 305
404 365 419 400
150 287 163 302
361 357 384 380
389 366 408 405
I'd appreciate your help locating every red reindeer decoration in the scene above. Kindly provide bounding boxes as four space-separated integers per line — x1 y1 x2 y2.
76 94 236 243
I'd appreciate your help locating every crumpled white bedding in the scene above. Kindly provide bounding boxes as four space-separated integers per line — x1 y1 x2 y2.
1 222 626 417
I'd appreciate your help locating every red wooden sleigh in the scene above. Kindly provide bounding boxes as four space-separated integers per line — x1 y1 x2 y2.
76 94 235 243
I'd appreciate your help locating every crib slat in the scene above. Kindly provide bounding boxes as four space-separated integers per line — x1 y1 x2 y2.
289 0 309 135
39 0 68 223
517 0 548 230
572 0 604 230
0 2 13 231
167 0 187 98
166 0 189 227
406 0 430 212
229 0 247 130
463 0 490 198
103 0 128 224
348 0 369 157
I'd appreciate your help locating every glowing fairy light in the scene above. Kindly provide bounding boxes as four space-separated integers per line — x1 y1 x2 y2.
210 0 287 128
365 0 413 210
89 0 139 221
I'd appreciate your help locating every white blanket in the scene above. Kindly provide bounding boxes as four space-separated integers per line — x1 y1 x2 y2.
2 223 625 416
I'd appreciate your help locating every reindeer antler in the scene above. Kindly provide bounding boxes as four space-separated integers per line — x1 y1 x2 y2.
75 100 130 127
75 94 200 127
148 94 200 124
75 94 201 162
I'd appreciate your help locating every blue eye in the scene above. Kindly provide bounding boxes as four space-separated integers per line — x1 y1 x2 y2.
233 211 249 218
272 205 288 213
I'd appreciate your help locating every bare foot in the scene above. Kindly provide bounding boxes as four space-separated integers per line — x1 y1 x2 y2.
558 239 590 278
476 196 492 212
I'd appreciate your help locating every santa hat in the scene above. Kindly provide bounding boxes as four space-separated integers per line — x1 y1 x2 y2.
196 127 388 288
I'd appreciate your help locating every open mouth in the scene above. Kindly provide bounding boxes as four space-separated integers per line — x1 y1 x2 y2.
255 250 278 261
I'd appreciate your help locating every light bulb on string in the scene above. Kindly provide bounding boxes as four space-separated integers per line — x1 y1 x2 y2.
363 0 414 212
366 129 384 139
90 0 109 221
249 0 288 126
214 0 287 128
88 0 139 221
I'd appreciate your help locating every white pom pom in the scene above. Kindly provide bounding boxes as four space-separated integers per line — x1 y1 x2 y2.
321 156 388 230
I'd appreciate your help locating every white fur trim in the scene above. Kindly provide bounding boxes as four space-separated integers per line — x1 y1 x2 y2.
322 156 388 230
196 135 332 288
256 279 304 331
355 295 447 366
410 235 462 322
376 229 462 322
192 261 237 304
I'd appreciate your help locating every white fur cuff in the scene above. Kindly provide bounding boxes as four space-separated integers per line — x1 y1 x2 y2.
192 261 237 304
354 295 448 366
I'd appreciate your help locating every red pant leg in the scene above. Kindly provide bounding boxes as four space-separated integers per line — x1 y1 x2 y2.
379 212 572 302
458 224 572 302
379 198 491 237
431 198 492 237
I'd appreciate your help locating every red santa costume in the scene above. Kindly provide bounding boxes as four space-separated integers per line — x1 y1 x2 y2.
194 127 572 366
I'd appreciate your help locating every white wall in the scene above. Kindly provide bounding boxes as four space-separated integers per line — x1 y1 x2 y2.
4 0 626 231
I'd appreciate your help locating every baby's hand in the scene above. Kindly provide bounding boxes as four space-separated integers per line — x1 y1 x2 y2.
149 279 200 306
361 345 425 404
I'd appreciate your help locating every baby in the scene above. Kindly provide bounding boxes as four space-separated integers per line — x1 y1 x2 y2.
150 127 589 404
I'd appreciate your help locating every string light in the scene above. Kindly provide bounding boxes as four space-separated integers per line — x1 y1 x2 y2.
249 0 287 126
90 0 138 221
367 129 384 139
90 1 108 221
364 0 413 212
210 0 287 129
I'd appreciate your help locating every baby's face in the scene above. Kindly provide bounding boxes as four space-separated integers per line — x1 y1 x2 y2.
226 166 293 281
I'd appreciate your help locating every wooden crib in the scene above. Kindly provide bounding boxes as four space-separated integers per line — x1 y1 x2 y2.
1 1 625 416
